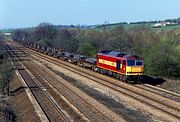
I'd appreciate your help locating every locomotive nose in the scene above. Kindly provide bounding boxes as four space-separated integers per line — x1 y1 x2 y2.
126 66 144 75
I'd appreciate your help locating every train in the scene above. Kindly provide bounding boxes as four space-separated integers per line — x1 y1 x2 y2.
97 50 144 81
19 42 144 82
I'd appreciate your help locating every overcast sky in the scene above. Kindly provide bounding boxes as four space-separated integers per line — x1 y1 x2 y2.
0 0 180 28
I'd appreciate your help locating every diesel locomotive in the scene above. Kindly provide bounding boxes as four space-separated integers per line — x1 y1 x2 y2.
97 50 144 81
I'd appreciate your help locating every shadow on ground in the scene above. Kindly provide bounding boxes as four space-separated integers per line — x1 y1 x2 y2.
9 86 40 96
9 86 26 96
139 75 166 85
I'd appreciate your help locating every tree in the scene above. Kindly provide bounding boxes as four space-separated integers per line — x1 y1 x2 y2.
35 22 58 46
174 45 180 78
78 30 99 56
52 29 80 52
95 30 111 50
104 26 130 51
144 41 179 78
12 30 26 42
176 17 180 24
0 31 5 40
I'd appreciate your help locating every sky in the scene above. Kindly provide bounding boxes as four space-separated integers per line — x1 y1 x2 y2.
0 0 180 29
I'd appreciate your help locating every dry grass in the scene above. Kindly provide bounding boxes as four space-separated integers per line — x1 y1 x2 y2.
0 99 7 122
158 79 180 93
9 73 41 122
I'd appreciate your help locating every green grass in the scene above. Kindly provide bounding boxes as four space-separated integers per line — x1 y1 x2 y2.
124 23 151 29
94 23 154 31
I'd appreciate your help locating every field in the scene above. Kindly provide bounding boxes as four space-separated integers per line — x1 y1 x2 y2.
95 23 180 31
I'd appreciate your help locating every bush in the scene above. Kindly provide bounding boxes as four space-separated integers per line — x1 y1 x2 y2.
174 45 180 78
144 41 179 78
0 45 12 92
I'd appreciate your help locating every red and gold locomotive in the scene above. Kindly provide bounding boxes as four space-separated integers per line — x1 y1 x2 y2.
97 50 144 81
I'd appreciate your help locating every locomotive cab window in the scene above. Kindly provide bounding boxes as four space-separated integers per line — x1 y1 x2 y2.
128 60 135 66
136 60 143 66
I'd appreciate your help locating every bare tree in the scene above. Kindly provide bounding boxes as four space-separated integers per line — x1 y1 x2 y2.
35 22 58 46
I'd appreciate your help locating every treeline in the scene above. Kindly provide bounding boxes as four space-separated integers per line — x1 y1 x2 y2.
12 22 180 79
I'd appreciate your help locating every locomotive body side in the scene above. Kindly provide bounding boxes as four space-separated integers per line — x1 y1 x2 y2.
97 54 125 74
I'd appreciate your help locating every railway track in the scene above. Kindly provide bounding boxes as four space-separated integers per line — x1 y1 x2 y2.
135 84 180 102
5 41 180 121
23 61 115 122
22 45 180 121
5 44 72 122
5 42 122 121
18 69 71 122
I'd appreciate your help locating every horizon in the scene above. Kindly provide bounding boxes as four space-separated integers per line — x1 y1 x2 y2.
0 0 180 29
0 17 179 30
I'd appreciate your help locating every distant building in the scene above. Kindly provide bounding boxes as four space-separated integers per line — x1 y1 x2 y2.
153 22 172 27
3 32 11 36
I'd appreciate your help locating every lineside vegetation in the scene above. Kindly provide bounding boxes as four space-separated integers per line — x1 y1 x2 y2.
0 33 13 93
12 23 180 79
